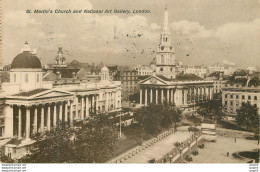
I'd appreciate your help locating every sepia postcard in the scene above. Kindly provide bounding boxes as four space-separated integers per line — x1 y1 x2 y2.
0 0 259 171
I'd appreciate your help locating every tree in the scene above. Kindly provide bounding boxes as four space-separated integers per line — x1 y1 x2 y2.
236 102 259 131
135 103 183 136
135 104 162 136
197 99 223 122
73 114 118 163
18 114 118 163
19 122 75 163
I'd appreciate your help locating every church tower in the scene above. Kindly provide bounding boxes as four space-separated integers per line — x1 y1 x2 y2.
54 46 66 67
155 6 176 79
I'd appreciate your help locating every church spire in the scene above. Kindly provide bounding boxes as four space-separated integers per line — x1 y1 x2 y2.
163 4 169 34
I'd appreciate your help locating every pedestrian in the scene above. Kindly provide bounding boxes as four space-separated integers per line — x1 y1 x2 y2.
226 152 229 157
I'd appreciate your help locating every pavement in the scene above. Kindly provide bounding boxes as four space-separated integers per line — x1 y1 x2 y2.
123 131 192 163
190 135 259 163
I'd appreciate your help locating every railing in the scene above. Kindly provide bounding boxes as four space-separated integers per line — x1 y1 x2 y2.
156 132 203 163
107 129 175 163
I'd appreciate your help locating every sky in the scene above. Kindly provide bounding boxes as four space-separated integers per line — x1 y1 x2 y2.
2 0 260 67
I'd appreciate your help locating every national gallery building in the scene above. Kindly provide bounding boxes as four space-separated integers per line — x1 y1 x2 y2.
0 42 121 158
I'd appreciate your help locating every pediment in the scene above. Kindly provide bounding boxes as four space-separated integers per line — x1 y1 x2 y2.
140 76 168 85
33 90 74 98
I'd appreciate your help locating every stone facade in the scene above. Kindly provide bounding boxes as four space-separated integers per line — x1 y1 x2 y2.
222 84 260 118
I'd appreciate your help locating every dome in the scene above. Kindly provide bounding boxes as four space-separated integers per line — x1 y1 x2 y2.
101 66 109 72
11 51 42 69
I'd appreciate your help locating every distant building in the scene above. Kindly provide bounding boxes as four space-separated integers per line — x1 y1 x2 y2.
207 71 227 95
107 65 119 80
222 73 260 119
132 65 153 76
184 65 208 78
119 70 138 100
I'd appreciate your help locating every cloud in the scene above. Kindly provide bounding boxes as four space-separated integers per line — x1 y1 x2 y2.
4 10 37 27
150 23 161 30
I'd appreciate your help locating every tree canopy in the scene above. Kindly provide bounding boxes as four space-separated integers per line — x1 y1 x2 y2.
236 102 259 132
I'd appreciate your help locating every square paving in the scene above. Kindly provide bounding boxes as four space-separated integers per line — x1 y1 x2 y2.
124 131 192 163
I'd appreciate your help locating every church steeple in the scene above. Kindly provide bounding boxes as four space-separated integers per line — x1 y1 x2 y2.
155 6 176 79
163 4 169 35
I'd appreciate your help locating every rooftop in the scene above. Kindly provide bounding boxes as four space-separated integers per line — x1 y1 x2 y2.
13 89 49 97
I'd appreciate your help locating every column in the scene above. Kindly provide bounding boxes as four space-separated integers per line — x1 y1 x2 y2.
65 102 68 122
201 87 204 101
47 105 50 131
198 87 200 101
161 89 164 104
96 95 99 112
115 91 118 109
184 89 187 105
155 89 158 104
33 107 37 133
86 96 89 118
205 87 208 100
194 88 197 103
174 89 178 106
180 90 183 105
41 106 44 132
105 93 109 111
25 107 31 140
53 104 57 127
209 87 213 100
75 97 79 119
81 97 84 119
59 102 62 121
145 88 147 106
18 106 22 139
171 89 174 103
70 101 73 124
167 89 169 102
150 89 153 104
140 88 143 105
92 95 95 112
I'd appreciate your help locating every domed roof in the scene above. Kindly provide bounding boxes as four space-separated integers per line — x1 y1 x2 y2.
101 66 109 72
11 51 42 69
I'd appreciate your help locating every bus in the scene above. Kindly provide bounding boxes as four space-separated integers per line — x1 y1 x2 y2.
201 120 217 142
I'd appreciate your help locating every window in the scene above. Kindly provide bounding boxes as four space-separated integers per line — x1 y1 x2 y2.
230 95 233 99
248 96 251 100
160 68 163 72
161 55 165 63
225 101 227 105
254 96 257 100
236 95 239 99
37 74 40 83
225 94 227 98
25 74 28 83
230 101 233 106
14 74 16 82
242 95 245 99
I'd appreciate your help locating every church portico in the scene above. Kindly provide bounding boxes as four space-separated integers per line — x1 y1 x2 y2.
139 75 213 108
